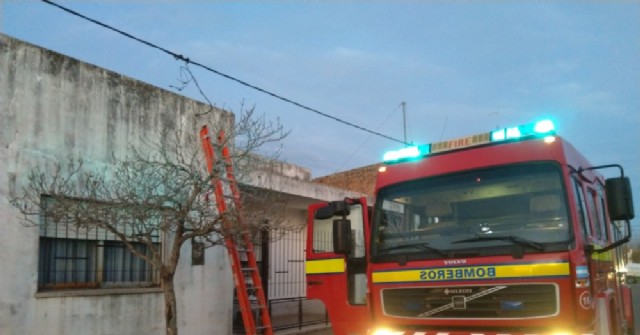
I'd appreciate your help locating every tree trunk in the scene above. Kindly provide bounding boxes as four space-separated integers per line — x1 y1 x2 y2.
162 274 178 335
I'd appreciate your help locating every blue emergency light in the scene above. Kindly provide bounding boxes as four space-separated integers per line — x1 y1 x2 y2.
490 119 555 142
382 145 430 163
382 119 556 163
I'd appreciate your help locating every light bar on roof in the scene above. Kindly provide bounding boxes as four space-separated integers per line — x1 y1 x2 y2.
490 119 555 142
534 119 555 133
382 119 556 164
382 145 430 163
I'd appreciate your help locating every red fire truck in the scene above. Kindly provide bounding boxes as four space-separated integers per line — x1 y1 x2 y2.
305 119 635 335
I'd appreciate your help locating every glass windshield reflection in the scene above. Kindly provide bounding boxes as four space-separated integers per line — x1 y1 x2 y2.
372 163 571 259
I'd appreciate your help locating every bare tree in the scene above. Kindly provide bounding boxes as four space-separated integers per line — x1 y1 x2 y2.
12 107 290 335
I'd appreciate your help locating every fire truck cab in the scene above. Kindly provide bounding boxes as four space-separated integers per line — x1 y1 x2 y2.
305 119 635 335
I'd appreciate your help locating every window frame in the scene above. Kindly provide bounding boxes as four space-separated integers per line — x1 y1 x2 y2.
37 196 163 292
571 176 591 239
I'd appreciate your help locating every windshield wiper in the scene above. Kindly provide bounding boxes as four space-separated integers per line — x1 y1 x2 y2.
378 242 447 257
452 235 545 251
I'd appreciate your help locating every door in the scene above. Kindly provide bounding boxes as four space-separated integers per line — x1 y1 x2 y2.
305 198 371 335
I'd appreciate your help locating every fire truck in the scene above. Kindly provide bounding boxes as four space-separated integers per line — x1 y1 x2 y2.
305 119 635 335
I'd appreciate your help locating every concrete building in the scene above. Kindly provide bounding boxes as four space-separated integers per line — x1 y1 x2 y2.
0 33 362 335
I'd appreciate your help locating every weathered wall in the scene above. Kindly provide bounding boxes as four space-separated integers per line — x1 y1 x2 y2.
0 33 234 335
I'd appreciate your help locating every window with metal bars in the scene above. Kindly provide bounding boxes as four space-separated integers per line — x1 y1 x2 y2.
37 197 161 291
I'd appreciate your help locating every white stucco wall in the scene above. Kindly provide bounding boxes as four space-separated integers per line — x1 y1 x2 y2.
0 33 234 335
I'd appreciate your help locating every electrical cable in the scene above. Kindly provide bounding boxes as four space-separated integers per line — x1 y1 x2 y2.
334 103 404 173
40 0 410 146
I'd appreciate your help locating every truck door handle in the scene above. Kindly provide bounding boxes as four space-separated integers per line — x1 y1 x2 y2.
308 280 323 286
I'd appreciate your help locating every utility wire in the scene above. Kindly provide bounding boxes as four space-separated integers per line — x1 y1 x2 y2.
334 103 404 173
41 0 409 146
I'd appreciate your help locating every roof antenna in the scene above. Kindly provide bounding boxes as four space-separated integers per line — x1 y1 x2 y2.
439 116 449 141
489 111 501 129
401 101 408 145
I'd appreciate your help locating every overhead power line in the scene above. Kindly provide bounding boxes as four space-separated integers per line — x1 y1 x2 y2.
41 0 409 146
335 102 405 173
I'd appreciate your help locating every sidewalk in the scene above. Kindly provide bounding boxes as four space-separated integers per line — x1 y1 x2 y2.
234 298 333 335
269 298 331 335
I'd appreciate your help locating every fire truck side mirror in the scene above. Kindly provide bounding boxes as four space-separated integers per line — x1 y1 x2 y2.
605 177 635 221
315 201 351 220
315 205 335 220
333 219 352 254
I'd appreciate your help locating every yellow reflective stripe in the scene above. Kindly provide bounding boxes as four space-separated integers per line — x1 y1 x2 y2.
591 250 612 261
372 269 423 283
373 262 570 283
588 244 613 261
306 258 345 274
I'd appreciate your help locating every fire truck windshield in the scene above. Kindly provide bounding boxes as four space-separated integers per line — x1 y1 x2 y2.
372 163 571 260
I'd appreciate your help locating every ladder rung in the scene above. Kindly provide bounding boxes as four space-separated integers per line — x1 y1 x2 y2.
241 267 257 272
244 285 262 290
234 245 253 254
239 305 266 312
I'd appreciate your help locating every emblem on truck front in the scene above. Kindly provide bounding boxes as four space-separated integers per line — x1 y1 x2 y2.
444 259 467 265
418 286 507 317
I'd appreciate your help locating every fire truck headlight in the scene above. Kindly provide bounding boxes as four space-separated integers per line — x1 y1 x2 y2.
549 330 574 335
370 327 396 335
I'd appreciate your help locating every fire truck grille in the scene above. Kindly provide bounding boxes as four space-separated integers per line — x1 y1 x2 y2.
382 284 557 319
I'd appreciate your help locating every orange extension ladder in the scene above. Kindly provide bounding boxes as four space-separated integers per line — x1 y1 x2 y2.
200 125 273 335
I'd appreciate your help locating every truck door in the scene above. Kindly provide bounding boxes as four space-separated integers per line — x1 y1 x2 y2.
305 198 370 335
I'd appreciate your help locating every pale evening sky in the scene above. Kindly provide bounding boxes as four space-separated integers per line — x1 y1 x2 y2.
2 1 639 221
